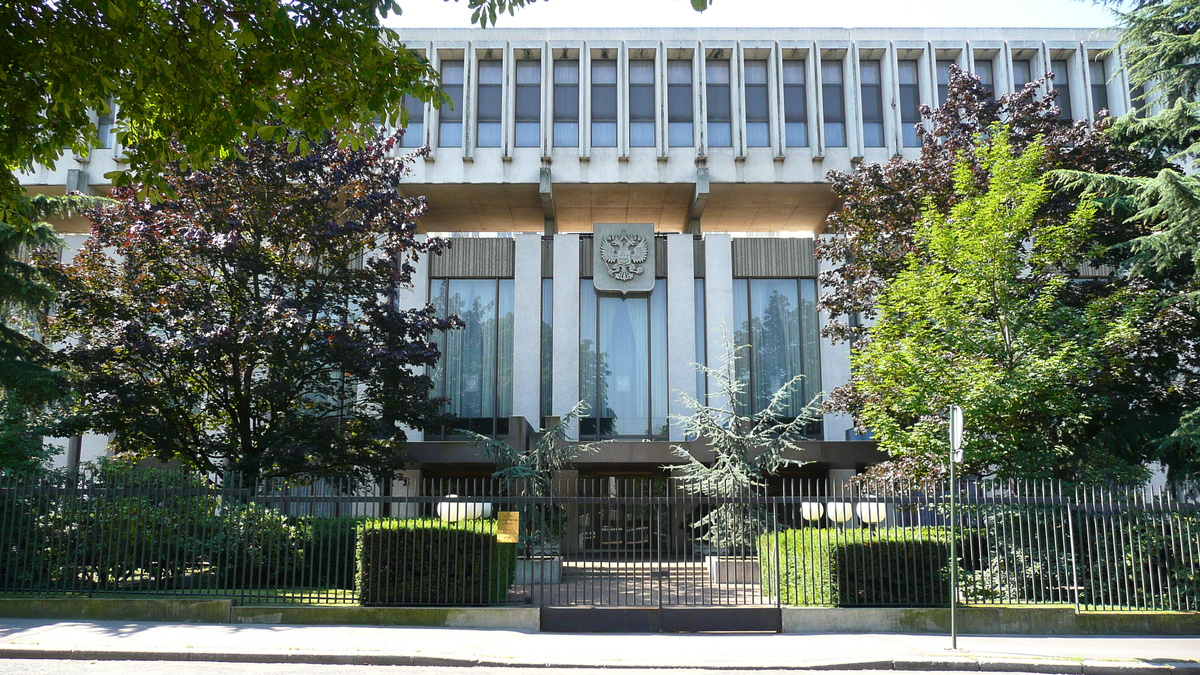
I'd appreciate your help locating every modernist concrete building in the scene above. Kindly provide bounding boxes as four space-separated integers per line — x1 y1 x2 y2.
22 27 1131 490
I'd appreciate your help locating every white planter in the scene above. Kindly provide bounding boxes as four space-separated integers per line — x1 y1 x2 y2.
436 495 493 522
705 555 760 585
513 555 562 585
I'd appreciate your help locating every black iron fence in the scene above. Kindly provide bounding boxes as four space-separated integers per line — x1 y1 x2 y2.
0 468 1196 611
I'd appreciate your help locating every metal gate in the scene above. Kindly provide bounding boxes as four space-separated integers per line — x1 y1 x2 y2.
530 477 781 632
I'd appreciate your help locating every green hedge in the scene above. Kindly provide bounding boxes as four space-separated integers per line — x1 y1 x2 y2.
356 518 516 606
759 527 954 606
295 517 360 590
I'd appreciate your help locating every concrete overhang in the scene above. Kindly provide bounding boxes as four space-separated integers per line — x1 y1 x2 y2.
409 182 838 234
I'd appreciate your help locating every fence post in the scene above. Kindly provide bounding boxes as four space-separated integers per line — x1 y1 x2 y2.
1066 483 1080 613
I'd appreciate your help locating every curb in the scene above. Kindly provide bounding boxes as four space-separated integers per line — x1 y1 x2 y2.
1 647 1198 672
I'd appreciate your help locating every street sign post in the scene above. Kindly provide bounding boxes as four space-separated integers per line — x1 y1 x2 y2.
948 405 963 650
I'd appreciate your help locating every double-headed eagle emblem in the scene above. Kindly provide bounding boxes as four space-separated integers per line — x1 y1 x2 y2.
599 232 649 282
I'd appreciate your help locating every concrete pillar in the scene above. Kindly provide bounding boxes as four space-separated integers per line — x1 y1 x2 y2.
392 469 423 519
556 469 581 554
512 235 542 424
828 468 857 496
703 233 734 409
666 234 697 441
551 234 581 436
817 234 855 442
396 234 431 442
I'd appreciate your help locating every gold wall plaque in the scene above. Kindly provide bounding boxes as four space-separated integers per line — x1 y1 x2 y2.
496 511 520 544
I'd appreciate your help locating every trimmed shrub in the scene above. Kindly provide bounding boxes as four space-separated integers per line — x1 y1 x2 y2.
356 518 516 606
207 502 302 588
760 527 955 606
295 517 360 589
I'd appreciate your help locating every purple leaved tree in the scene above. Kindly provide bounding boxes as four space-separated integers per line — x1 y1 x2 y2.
45 132 455 486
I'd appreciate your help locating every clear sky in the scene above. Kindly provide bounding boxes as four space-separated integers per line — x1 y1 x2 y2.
385 0 1119 29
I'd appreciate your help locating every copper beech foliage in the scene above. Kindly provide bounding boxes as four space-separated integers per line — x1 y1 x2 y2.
817 67 1160 344
43 132 456 484
821 68 1200 485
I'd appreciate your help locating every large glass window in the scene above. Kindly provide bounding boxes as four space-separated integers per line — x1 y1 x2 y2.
898 60 921 148
516 60 541 147
745 59 770 147
732 278 822 425
1052 59 1073 119
439 60 464 148
668 59 694 147
1090 59 1109 117
821 59 846 147
579 281 668 439
554 59 580 147
476 59 503 148
591 59 617 147
629 59 655 147
706 58 732 147
400 93 425 148
860 60 884 147
430 278 514 437
783 60 807 147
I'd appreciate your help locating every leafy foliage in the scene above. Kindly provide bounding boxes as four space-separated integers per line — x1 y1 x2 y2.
455 0 710 26
817 67 1159 343
43 131 454 484
669 333 819 549
1052 0 1200 482
849 128 1154 483
356 518 515 606
464 401 603 551
823 64 1200 484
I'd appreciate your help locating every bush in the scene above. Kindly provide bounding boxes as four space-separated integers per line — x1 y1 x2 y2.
760 527 955 606
29 464 219 591
356 518 516 606
295 517 360 589
207 502 303 588
1076 509 1200 611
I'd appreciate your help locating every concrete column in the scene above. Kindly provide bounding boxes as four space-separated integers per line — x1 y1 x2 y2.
392 469 423 520
512 234 543 424
557 469 581 554
666 234 697 442
817 233 854 442
828 468 857 496
552 234 581 437
396 234 431 442
703 233 734 410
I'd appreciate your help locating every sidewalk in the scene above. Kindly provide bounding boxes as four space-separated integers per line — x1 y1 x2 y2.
0 619 1198 672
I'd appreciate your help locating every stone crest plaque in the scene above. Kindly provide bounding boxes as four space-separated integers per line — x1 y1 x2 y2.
593 223 655 295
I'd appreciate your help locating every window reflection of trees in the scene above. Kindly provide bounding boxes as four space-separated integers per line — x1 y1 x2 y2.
430 279 513 438
734 279 822 431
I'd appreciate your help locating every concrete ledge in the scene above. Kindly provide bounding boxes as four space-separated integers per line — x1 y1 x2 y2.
231 606 539 631
782 607 1200 635
0 598 232 624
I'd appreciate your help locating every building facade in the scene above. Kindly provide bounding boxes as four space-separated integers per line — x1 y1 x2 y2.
21 27 1130 487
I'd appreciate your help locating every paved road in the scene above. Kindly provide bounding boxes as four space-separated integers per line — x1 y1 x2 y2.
0 665 983 675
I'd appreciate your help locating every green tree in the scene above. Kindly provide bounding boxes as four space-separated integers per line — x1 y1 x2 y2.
851 128 1154 484
2 0 449 463
1051 0 1200 481
43 131 454 484
670 333 819 550
464 402 603 553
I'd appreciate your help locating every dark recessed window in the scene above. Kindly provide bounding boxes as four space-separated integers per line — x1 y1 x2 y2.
515 60 541 147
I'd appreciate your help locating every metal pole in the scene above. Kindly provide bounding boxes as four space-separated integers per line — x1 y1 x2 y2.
947 404 962 651
950 452 957 650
